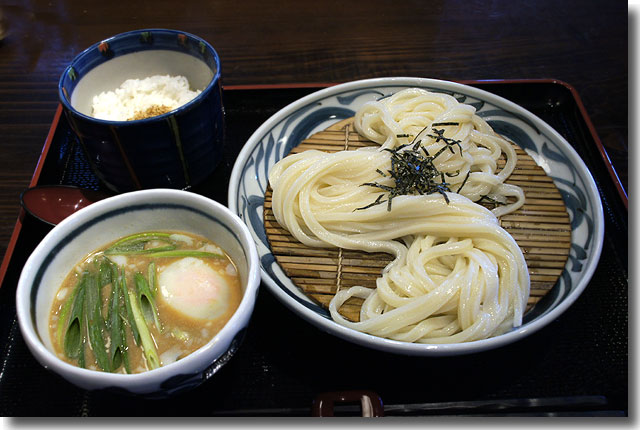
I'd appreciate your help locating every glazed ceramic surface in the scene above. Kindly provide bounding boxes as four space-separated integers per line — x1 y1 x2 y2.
16 189 260 397
59 29 224 192
228 77 604 356
20 185 110 226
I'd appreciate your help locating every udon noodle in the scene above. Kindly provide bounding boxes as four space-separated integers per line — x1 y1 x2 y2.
355 88 524 217
267 88 531 344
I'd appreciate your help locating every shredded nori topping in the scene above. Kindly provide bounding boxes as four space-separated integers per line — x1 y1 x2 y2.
358 124 463 211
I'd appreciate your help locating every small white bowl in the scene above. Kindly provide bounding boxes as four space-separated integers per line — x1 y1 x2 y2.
16 189 260 397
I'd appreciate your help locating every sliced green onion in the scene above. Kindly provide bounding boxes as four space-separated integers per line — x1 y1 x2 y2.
108 232 173 248
56 279 81 349
77 329 86 369
148 262 157 297
63 273 87 362
119 311 132 374
105 261 118 331
98 257 113 289
120 268 141 346
134 272 162 332
104 241 146 254
104 232 176 255
85 273 111 372
105 244 176 256
140 250 225 259
109 272 126 373
127 288 160 370
106 260 132 373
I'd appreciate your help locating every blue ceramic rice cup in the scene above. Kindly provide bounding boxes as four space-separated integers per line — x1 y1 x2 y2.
59 29 224 193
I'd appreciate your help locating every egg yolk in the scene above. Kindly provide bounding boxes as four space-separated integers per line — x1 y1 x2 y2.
158 257 230 320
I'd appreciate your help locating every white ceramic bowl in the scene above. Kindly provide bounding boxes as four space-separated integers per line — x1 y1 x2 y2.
228 77 605 356
16 189 260 397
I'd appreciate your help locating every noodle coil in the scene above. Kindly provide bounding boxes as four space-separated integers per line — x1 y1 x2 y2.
354 88 524 217
268 147 530 344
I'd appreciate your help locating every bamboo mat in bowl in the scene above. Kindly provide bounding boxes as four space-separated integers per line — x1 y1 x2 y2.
263 118 571 322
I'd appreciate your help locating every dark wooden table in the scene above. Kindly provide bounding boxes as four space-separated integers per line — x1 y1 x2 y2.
0 0 628 262
0 0 628 416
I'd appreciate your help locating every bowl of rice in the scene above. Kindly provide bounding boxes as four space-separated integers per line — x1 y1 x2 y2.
58 29 224 192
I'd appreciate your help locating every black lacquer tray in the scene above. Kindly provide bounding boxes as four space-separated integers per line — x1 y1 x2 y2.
0 81 628 416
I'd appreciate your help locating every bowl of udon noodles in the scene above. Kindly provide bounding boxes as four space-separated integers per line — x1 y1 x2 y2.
228 77 605 356
16 189 260 397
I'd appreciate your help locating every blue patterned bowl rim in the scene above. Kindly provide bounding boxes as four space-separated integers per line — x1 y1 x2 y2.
228 77 605 356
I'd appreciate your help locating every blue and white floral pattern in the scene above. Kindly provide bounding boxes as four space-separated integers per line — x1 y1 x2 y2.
228 78 604 356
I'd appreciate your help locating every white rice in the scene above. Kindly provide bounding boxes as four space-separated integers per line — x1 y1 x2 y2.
91 75 201 121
